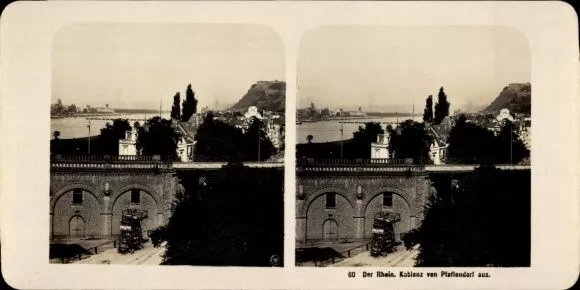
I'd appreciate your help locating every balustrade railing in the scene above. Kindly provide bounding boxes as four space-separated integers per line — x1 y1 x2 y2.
51 154 161 162
296 158 413 166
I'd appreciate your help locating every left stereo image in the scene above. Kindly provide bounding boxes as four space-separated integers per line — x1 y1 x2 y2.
49 23 286 266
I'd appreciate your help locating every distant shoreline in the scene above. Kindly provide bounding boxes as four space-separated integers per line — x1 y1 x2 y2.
51 110 171 119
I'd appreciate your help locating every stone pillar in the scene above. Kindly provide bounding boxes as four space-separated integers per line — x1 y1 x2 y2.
354 199 364 239
49 212 54 240
157 213 165 227
102 196 112 238
102 213 112 238
353 216 365 239
295 216 306 244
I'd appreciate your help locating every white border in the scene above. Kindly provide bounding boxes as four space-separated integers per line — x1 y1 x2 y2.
1 1 578 289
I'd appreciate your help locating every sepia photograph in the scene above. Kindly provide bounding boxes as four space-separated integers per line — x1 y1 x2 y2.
48 23 285 266
295 26 532 267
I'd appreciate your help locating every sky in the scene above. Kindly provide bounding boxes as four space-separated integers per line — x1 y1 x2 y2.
298 26 530 113
52 23 285 110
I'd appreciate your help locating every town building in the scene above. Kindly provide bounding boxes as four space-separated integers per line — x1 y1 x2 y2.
118 127 138 155
371 134 391 159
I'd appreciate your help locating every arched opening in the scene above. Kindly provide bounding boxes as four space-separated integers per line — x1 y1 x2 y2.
305 191 354 242
51 186 101 240
111 188 159 237
69 215 85 238
364 191 411 240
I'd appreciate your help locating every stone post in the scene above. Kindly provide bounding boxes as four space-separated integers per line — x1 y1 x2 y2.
353 199 365 239
102 196 112 237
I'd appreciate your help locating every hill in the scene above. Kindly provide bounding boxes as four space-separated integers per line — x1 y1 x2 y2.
482 83 531 114
231 81 285 112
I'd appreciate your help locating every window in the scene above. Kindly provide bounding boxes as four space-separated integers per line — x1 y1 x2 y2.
72 189 83 205
325 193 336 208
382 193 393 207
131 189 140 204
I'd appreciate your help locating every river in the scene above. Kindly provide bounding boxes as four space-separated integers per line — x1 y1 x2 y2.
296 116 415 144
51 113 170 139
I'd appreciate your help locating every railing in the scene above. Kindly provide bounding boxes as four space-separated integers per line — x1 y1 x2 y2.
296 158 412 166
51 154 160 162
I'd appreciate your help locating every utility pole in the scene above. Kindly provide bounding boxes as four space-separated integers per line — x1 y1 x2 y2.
510 125 513 164
159 98 162 118
412 102 415 122
340 120 344 159
257 128 261 161
87 119 91 155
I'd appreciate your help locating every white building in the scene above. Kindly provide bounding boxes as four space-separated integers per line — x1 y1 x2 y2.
119 127 138 155
371 134 391 159
496 108 515 123
427 126 448 165
244 106 263 120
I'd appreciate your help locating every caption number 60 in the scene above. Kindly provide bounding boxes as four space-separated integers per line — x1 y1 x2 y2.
348 272 356 278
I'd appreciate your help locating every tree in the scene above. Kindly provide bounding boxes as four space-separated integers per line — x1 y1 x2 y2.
306 135 314 144
415 165 530 266
348 122 384 158
136 117 181 161
181 84 198 122
194 113 246 162
434 87 450 125
53 131 61 140
446 115 529 164
446 115 496 164
99 119 131 155
388 120 433 164
494 120 529 164
163 165 284 266
423 95 434 123
244 117 276 161
171 92 181 120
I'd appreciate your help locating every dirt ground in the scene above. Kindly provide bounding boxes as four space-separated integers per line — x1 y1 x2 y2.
73 241 165 265
330 244 419 267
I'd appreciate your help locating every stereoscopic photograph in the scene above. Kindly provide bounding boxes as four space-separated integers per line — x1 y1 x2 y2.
295 26 532 267
48 23 285 266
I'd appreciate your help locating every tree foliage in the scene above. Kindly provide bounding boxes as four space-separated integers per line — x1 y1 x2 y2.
415 165 530 266
181 84 198 122
162 165 284 266
136 117 181 161
447 115 529 164
388 120 433 164
423 95 434 123
171 92 181 120
348 122 384 158
194 114 276 161
99 119 131 155
434 87 450 125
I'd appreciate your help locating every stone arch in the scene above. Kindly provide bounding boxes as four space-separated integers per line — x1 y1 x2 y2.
110 184 161 237
361 187 414 217
299 187 354 217
109 184 160 213
51 184 101 239
303 188 355 241
51 183 101 213
361 187 414 240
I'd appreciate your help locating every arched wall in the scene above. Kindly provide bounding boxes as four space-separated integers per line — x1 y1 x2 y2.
110 187 159 236
305 190 355 241
362 191 412 240
52 186 101 239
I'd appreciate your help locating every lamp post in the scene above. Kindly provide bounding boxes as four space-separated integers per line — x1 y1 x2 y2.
87 119 91 155
340 122 344 159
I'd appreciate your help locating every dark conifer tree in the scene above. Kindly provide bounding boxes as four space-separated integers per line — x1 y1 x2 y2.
434 87 450 125
423 95 434 123
181 84 198 122
171 92 181 120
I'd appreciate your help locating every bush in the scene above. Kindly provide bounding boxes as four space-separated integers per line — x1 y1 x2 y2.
149 226 167 248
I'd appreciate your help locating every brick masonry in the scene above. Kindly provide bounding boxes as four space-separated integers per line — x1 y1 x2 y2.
50 170 177 240
296 172 431 245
